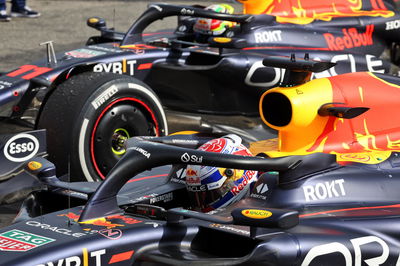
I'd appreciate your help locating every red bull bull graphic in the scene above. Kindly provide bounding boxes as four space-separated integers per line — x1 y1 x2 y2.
258 72 400 164
238 0 394 24
308 72 400 154
58 212 142 228
199 138 227 153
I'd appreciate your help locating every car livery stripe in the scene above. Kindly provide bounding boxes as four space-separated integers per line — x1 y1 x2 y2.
300 203 400 218
128 173 168 183
109 250 134 264
138 63 153 70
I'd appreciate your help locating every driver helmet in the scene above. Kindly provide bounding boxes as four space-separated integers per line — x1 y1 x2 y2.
193 4 235 38
185 134 258 212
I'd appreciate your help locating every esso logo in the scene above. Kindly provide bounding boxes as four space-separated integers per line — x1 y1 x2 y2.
3 133 39 162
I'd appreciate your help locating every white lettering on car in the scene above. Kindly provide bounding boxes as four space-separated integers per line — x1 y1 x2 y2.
254 30 282 43
37 249 106 266
26 221 86 238
386 19 400 30
303 179 346 202
3 133 39 162
93 60 137 75
302 236 390 266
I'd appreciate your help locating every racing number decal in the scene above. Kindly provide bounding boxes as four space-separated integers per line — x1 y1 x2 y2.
7 65 52 80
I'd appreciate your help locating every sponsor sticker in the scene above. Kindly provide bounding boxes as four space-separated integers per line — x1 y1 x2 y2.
241 209 272 219
65 48 106 58
230 170 257 195
27 161 42 171
26 221 87 238
250 183 269 200
130 146 151 159
386 19 400 30
91 85 119 110
210 224 249 235
149 193 173 204
0 230 54 252
323 25 374 51
254 30 282 43
303 179 346 202
181 153 203 163
38 248 106 266
87 45 123 53
98 229 122 240
3 133 39 162
93 59 137 76
303 236 389 265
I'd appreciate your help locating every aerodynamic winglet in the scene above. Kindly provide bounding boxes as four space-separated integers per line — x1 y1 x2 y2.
318 103 369 119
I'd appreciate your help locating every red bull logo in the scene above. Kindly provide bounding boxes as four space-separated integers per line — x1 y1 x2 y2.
238 0 394 24
324 25 374 51
186 168 198 177
231 170 257 195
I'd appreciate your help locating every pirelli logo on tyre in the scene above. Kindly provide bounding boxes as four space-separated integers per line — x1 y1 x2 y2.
91 85 119 110
0 229 55 252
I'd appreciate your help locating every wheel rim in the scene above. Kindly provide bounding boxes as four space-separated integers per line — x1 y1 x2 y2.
90 97 160 179
111 128 130 156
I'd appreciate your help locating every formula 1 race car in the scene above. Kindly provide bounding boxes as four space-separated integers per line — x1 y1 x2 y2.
1 71 400 265
1 1 400 182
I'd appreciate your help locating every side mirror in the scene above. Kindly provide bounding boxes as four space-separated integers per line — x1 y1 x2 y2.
208 37 248 49
231 207 298 229
87 17 107 30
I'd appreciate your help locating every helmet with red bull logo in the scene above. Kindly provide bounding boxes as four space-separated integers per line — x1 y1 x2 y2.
185 134 258 212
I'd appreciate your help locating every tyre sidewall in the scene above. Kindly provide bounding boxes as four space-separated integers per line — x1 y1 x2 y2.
71 76 168 181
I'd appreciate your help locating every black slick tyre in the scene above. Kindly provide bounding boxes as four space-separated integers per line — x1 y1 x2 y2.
37 72 168 181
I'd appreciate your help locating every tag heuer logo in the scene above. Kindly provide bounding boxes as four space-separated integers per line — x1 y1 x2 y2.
0 230 55 252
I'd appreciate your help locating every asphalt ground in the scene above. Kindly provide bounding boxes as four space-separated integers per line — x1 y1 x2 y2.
0 0 241 227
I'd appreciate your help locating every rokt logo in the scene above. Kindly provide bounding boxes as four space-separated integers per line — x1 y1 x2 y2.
3 133 39 162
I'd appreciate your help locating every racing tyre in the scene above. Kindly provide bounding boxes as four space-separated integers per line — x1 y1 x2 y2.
37 72 168 181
